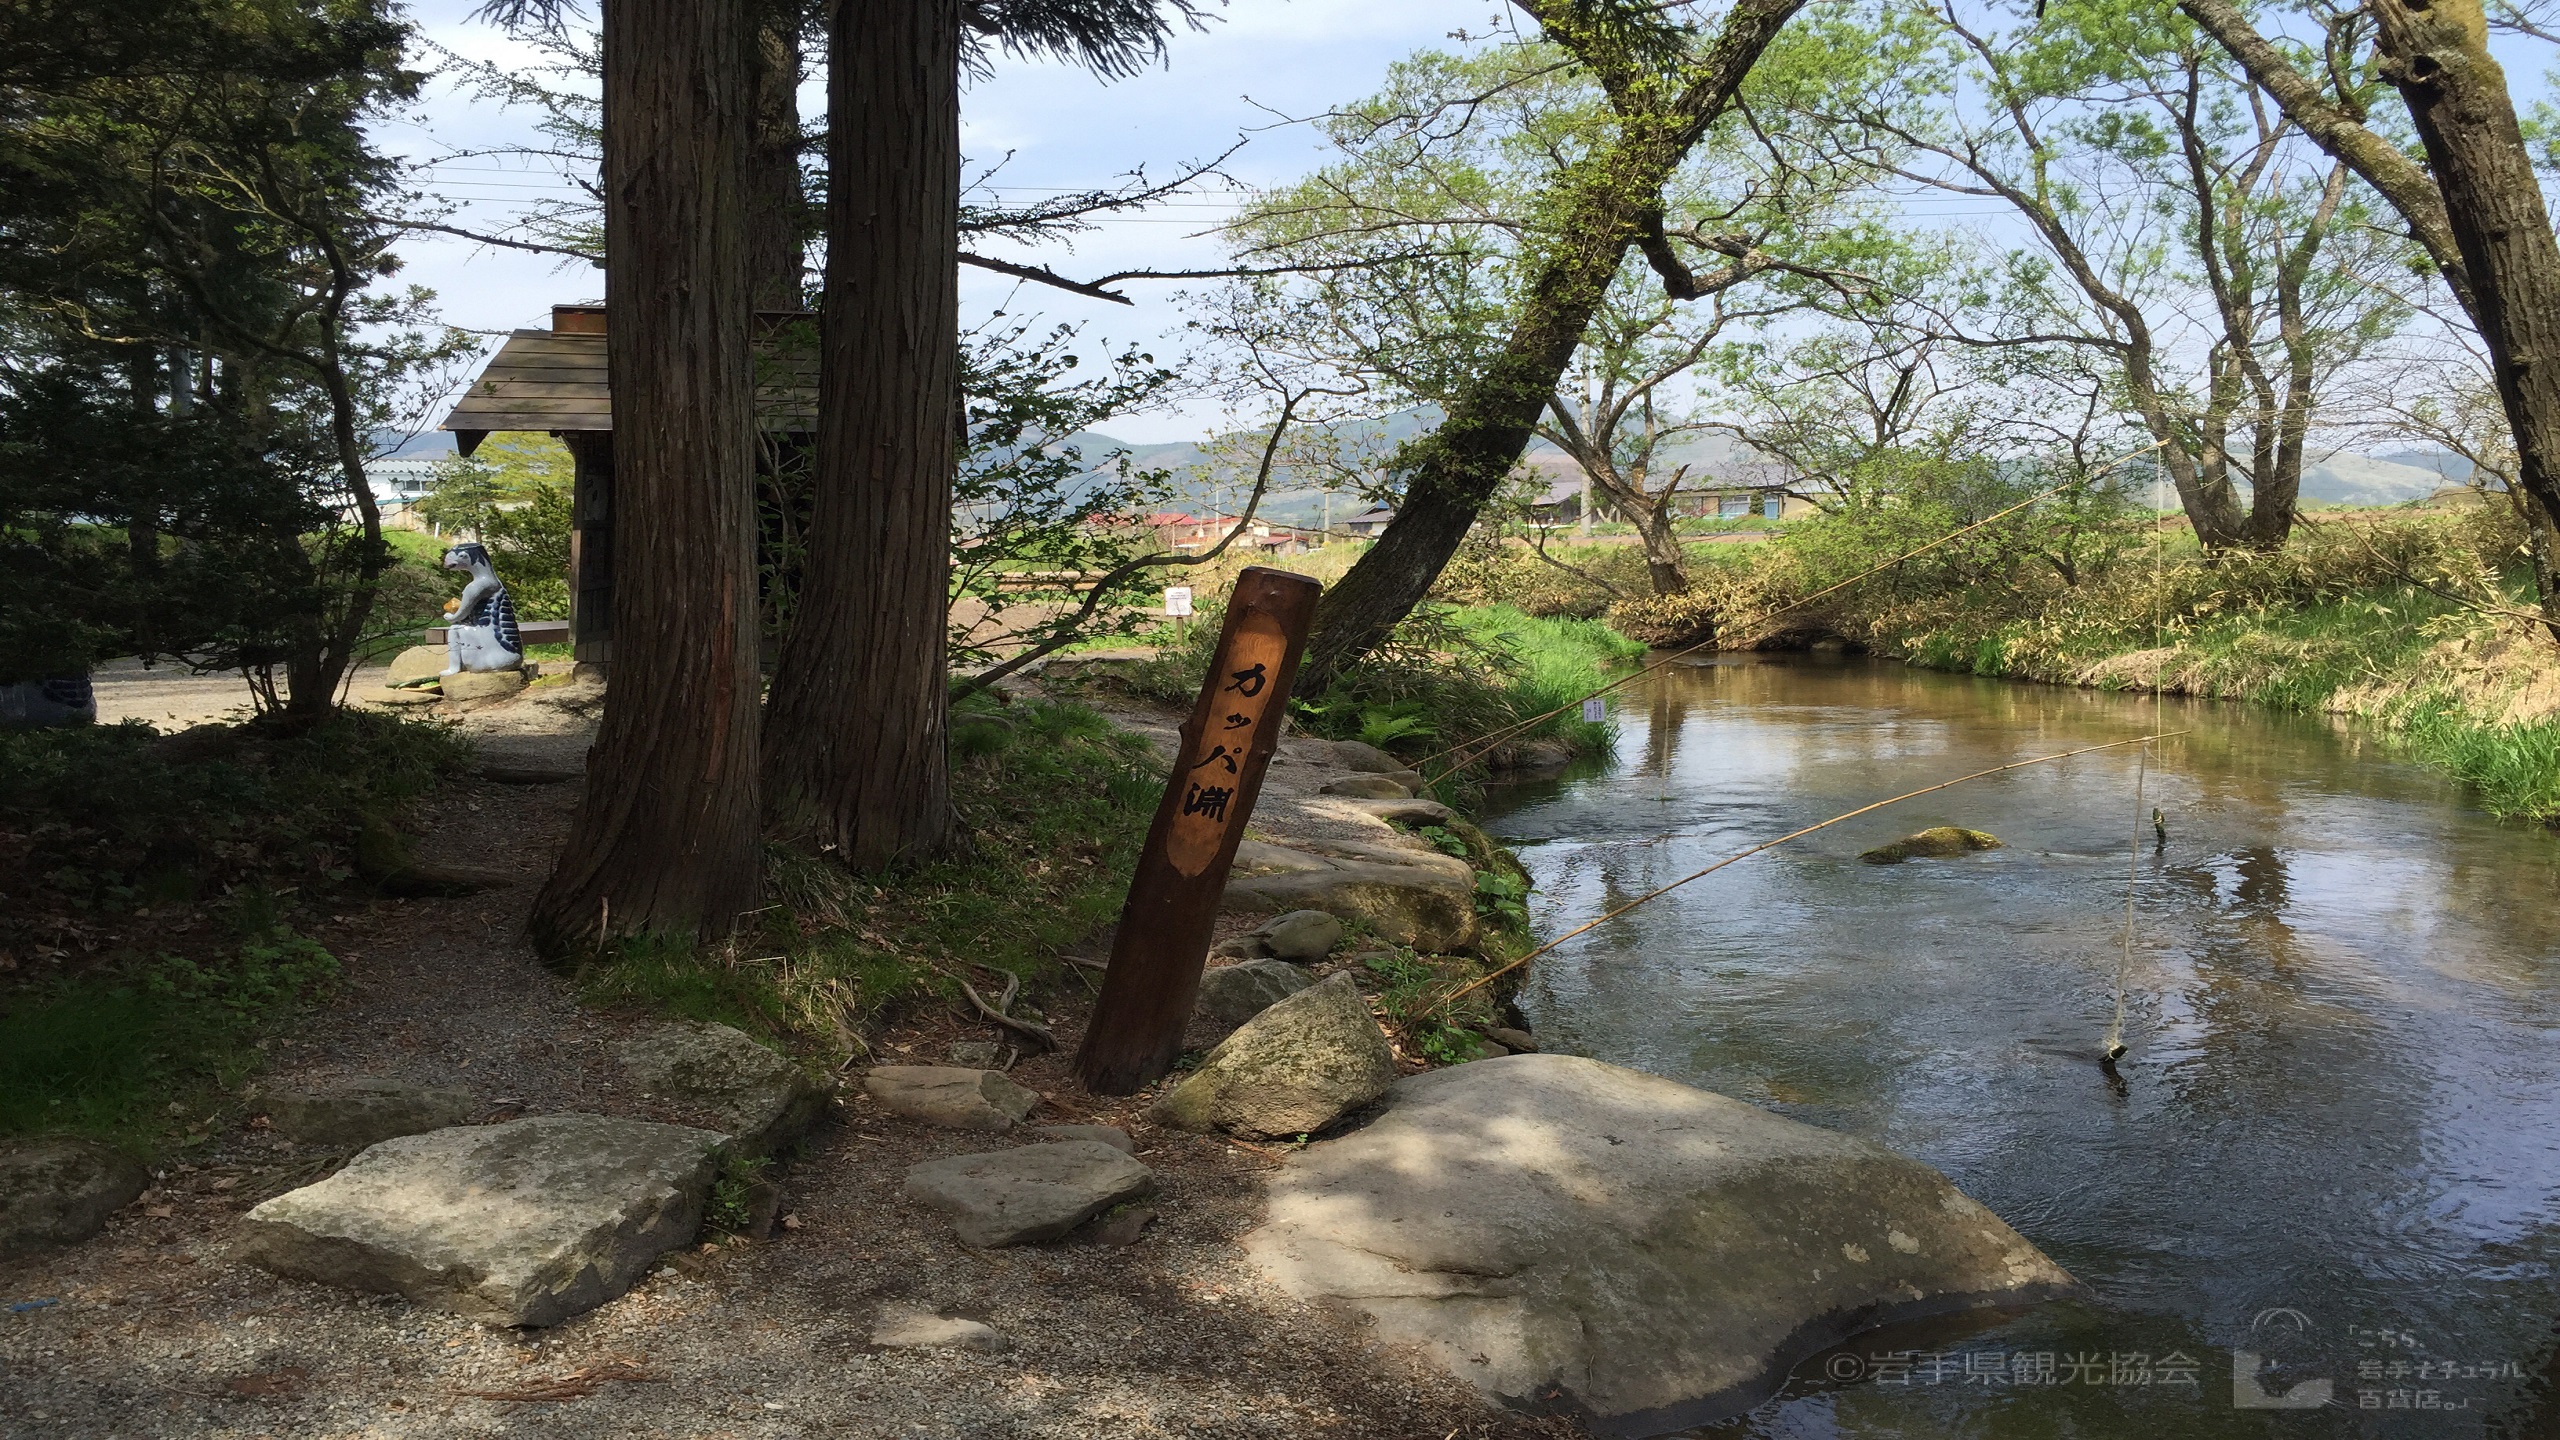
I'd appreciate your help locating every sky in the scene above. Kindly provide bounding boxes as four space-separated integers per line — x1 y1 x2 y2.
383 1 1505 443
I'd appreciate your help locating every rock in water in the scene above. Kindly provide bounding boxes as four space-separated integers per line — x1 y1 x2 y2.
904 1142 1156 1247
862 1066 1039 1132
1245 1055 2075 1432
618 1021 826 1156
255 1079 475 1150
1859 826 2003 864
1195 959 1317 1027
1254 909 1347 962
233 1114 725 1327
1152 972 1397 1139
0 1138 148 1260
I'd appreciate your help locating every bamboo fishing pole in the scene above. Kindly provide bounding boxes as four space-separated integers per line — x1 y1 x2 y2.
1429 729 2191 1017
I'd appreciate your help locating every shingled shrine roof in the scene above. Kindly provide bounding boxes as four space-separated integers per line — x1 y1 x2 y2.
439 305 819 456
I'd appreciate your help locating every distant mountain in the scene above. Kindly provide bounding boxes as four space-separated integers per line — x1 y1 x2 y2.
2299 451 2463 506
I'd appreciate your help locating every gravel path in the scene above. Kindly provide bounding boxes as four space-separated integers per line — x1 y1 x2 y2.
0 684 1581 1440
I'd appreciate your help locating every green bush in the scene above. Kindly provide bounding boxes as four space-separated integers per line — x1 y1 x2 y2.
0 922 339 1142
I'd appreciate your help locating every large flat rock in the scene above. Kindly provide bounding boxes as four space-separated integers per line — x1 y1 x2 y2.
0 1138 148 1260
619 1021 826 1156
234 1114 725 1327
1245 1054 2076 1434
904 1142 1155 1248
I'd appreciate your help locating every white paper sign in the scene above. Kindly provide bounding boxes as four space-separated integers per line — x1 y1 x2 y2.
1164 585 1195 617
1581 697 1607 723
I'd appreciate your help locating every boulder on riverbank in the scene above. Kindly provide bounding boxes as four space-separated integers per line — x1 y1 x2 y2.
1859 826 2002 864
1153 972 1398 1139
1196 958 1317 1027
0 1137 148 1260
619 1021 826 1157
234 1114 725 1327
1224 842 1478 953
1245 1054 2076 1433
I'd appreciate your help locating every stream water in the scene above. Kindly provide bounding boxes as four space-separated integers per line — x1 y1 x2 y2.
1477 654 2560 1438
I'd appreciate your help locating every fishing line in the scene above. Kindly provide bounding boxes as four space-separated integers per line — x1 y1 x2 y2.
2105 465 2174 1067
1429 729 2190 1018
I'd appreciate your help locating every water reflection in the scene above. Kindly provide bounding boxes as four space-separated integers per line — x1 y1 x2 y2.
1481 656 2560 1437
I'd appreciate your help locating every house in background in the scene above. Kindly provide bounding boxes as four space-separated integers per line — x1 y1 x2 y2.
1343 505 1395 538
368 455 441 532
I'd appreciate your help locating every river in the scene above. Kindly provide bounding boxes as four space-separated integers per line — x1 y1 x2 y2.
1478 654 2560 1438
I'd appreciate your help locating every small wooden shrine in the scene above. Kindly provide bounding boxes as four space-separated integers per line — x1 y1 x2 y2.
438 304 816 666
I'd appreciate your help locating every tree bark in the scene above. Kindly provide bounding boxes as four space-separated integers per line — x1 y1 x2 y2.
2176 0 2476 309
746 6 804 310
530 0 763 954
2367 0 2560 542
1294 0 1803 692
760 0 959 869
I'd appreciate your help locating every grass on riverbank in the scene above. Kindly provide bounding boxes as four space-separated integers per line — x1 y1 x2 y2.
1112 601 1643 777
0 712 475 1146
577 694 1161 1060
1440 498 2560 824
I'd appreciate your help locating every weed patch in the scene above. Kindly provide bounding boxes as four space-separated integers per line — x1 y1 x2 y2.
578 696 1161 1059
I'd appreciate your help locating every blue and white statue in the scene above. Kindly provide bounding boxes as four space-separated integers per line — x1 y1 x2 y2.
440 542 524 674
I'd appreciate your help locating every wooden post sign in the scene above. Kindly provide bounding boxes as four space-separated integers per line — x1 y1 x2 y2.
1074 566 1323 1094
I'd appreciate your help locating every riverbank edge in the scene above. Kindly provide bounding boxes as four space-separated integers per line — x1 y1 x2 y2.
1855 615 2560 825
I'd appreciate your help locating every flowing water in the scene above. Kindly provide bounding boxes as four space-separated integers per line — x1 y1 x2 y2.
1477 655 2560 1438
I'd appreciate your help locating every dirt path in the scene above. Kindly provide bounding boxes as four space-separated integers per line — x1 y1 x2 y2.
0 683 1576 1440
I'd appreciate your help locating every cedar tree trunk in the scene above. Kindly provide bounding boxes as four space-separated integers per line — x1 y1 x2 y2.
747 7 804 310
760 0 959 868
530 0 764 954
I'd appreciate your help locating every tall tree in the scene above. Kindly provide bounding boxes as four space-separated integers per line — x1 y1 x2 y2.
2177 0 2560 580
528 0 764 953
761 0 963 867
1292 0 1805 692
761 0 1199 868
1805 0 2412 552
747 0 810 309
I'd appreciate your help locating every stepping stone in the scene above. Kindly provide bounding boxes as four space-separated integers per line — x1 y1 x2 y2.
1153 973 1398 1140
234 1114 725 1327
863 1066 1038 1132
1253 909 1346 962
254 1079 475 1151
871 1304 1010 1352
1196 959 1316 1027
618 1021 826 1156
382 646 445 687
0 1138 148 1260
1033 1124 1134 1154
904 1142 1156 1247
